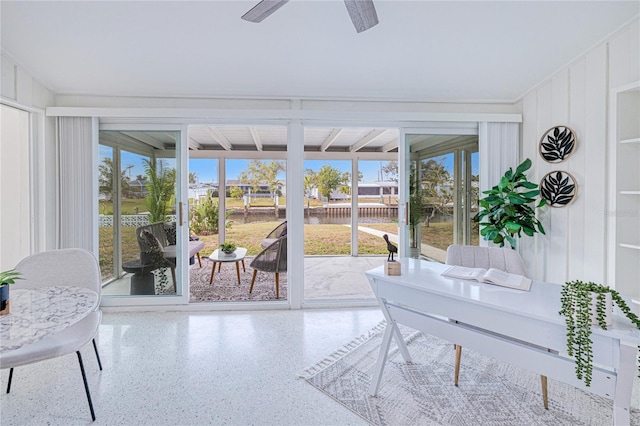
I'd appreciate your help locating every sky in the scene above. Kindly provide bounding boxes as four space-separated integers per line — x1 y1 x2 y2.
104 146 478 185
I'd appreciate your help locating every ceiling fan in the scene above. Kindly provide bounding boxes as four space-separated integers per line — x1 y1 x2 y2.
241 0 379 33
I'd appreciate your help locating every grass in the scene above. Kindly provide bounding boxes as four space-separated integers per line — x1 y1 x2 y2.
99 199 148 215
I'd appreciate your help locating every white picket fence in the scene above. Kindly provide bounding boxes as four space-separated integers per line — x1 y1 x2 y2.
99 214 177 227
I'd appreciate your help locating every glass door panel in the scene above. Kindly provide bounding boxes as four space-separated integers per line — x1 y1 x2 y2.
405 133 479 262
99 130 180 298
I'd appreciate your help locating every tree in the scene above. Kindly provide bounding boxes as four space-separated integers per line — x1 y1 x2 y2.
229 186 244 200
316 165 349 201
381 160 398 182
238 160 286 206
98 157 130 201
143 158 176 223
303 169 318 211
420 157 453 226
189 172 197 185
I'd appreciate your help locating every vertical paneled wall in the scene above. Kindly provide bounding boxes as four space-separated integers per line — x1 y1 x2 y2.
519 19 639 285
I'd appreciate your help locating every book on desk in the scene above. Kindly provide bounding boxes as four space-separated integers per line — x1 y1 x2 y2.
441 265 532 291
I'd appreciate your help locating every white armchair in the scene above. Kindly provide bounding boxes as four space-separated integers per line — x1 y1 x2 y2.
0 248 103 421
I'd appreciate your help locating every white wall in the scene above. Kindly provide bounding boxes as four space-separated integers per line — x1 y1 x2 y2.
518 19 640 286
0 53 57 252
0 105 30 269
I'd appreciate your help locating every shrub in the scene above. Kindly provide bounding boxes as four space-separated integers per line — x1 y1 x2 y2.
190 197 233 235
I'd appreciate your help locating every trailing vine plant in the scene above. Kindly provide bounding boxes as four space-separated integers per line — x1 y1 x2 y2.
559 280 640 387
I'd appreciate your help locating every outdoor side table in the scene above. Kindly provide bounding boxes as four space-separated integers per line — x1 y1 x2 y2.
209 247 248 285
122 259 155 295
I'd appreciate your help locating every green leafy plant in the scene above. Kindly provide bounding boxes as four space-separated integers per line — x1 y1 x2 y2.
0 269 23 285
473 158 546 248
190 194 233 236
559 280 640 387
143 158 176 223
219 242 236 253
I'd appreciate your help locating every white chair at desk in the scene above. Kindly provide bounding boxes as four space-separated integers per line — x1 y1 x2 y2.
1 248 103 421
445 244 549 409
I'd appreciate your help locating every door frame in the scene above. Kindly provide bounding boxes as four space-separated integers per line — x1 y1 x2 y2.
399 124 479 259
98 123 189 307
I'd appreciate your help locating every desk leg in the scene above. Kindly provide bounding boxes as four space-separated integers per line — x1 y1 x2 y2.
613 341 636 425
369 323 394 396
235 261 241 284
369 301 413 396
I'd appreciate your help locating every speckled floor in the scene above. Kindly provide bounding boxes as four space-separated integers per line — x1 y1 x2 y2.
0 308 384 425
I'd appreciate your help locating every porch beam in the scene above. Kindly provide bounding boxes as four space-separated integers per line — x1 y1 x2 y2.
350 129 387 152
205 127 233 151
379 139 398 152
249 127 263 151
188 137 203 150
320 128 342 152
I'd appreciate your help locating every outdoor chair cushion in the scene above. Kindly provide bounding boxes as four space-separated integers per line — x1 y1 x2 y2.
136 221 204 263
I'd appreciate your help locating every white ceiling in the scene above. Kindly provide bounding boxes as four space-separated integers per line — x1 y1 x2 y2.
1 1 638 103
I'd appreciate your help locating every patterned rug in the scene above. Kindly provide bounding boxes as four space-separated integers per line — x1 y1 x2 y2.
300 323 640 426
189 257 287 302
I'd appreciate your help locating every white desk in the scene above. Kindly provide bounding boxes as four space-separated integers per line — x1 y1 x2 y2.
366 258 640 425
0 286 99 353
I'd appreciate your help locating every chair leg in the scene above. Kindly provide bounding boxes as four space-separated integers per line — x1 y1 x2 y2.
77 351 96 421
275 273 280 299
454 345 462 386
170 267 177 293
209 262 217 284
249 270 258 293
541 375 549 409
92 338 103 371
197 252 202 268
6 367 13 393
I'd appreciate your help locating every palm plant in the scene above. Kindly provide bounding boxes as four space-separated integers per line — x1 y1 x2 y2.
143 158 175 223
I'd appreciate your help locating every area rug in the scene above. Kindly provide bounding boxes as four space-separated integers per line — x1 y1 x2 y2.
300 323 640 426
189 257 287 302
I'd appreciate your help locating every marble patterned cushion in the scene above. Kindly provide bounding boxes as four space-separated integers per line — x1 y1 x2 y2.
164 222 177 246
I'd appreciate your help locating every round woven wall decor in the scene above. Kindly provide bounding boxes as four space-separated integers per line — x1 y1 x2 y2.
539 126 577 163
540 171 578 207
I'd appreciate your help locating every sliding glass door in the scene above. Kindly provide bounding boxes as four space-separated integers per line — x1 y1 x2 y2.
99 130 184 300
405 131 479 262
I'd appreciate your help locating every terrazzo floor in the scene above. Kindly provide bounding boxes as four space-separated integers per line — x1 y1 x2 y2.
0 308 384 425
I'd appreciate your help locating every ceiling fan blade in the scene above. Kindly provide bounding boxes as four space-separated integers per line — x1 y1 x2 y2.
241 0 289 23
344 0 379 33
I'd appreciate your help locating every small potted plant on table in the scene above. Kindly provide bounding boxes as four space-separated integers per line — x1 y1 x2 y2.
219 242 237 257
559 280 640 386
0 269 23 315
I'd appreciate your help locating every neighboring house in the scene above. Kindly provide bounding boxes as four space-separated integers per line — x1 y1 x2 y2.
127 179 148 198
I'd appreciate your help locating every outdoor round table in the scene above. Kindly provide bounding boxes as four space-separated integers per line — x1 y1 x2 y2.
209 248 248 285
122 259 155 295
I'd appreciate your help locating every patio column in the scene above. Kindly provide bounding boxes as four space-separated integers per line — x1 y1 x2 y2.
287 120 304 309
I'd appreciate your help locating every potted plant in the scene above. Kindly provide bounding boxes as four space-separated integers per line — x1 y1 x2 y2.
219 242 237 256
0 269 23 315
473 158 546 248
559 280 640 387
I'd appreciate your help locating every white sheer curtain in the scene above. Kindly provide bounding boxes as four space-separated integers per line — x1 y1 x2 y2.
478 122 520 247
57 117 96 251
